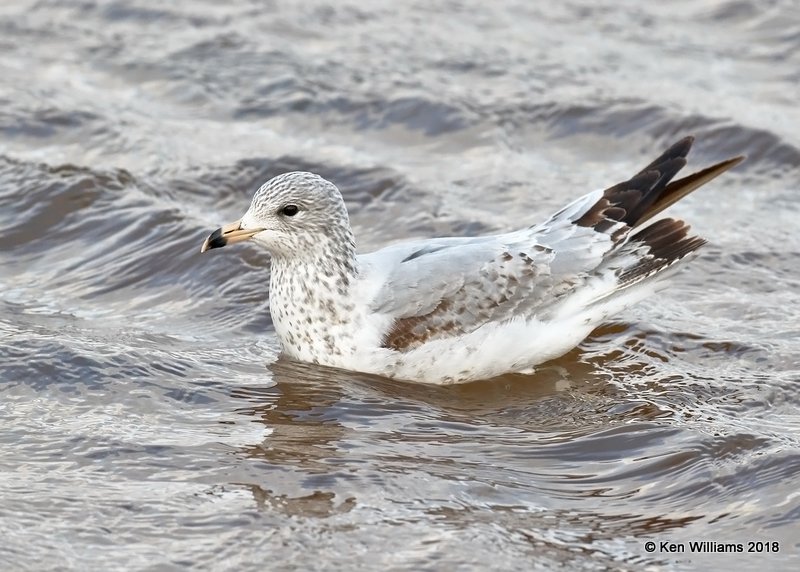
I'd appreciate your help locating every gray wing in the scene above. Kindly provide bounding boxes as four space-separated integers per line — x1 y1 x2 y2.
365 136 743 352
363 198 614 352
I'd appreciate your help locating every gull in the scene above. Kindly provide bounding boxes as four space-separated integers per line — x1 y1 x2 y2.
201 137 743 384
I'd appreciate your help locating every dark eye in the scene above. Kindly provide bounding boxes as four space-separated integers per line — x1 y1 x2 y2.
281 204 299 216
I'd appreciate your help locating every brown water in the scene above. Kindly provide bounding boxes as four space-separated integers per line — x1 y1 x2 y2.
1 1 799 570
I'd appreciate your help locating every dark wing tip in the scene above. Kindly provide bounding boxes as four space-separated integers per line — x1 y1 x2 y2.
637 136 695 175
668 135 695 157
574 142 692 232
575 138 745 236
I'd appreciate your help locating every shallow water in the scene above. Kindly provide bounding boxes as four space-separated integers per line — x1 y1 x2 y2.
1 0 799 570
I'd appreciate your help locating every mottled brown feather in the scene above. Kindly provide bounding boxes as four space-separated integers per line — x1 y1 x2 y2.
381 250 558 352
383 299 460 351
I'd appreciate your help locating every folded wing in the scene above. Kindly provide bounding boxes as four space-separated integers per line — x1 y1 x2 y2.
366 137 744 352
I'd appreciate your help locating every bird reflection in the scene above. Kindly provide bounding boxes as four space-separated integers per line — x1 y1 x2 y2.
220 323 743 532
244 485 356 517
229 359 361 473
228 344 614 467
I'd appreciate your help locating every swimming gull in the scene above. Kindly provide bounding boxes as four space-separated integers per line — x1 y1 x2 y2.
200 136 743 384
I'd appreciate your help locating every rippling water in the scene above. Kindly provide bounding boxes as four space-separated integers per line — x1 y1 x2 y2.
2 1 799 570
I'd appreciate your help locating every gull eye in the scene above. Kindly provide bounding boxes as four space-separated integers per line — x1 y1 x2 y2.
281 204 299 216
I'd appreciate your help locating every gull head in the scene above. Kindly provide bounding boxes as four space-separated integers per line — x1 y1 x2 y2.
201 171 352 259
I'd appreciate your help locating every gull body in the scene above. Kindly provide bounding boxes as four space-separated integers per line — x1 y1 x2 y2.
201 137 743 384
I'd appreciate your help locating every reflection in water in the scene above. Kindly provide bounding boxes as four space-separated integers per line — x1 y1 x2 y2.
231 361 352 473
215 342 792 569
245 486 357 517
218 332 798 565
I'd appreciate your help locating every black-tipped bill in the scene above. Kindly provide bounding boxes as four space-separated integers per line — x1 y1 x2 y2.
200 220 262 253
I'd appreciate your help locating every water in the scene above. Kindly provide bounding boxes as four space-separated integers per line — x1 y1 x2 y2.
1 1 799 570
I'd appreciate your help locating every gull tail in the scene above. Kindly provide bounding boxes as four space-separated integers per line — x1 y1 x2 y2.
582 136 745 303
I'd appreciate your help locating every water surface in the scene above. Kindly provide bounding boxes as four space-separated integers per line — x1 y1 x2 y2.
1 1 799 570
